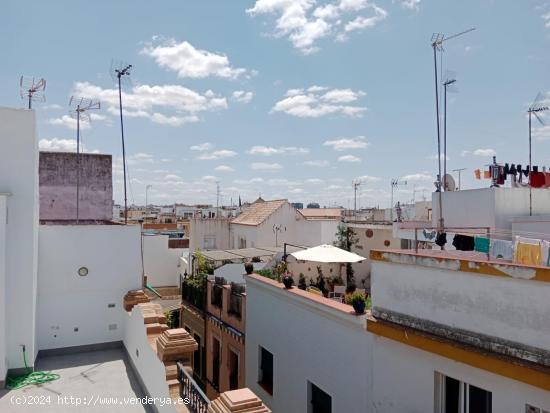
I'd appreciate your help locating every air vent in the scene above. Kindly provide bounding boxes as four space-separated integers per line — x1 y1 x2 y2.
108 324 117 331
108 303 116 308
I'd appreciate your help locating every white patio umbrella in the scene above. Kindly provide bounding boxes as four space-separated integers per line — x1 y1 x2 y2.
290 244 365 263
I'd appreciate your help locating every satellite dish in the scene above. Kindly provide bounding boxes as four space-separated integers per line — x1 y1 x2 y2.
443 174 456 191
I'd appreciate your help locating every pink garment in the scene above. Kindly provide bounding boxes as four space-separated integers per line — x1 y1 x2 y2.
545 172 550 188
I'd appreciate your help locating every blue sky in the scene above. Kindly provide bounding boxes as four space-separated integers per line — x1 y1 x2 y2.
2 0 550 208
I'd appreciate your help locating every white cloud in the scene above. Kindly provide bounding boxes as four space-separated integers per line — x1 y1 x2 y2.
338 154 361 162
248 146 309 155
543 12 550 28
355 175 381 182
303 160 330 167
128 153 154 164
401 173 433 181
201 175 219 183
272 87 366 118
247 0 388 54
190 142 213 151
141 38 249 79
534 125 550 141
324 136 369 151
232 91 254 103
215 165 235 172
197 150 237 160
72 81 227 127
38 138 99 153
165 174 183 181
250 162 283 170
462 148 496 157
400 0 420 11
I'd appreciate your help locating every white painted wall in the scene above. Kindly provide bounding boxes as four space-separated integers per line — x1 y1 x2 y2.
432 187 550 230
371 260 550 350
372 335 550 413
512 215 550 240
37 224 142 350
0 107 39 369
245 276 371 413
123 307 179 413
143 234 184 287
189 218 230 252
0 194 8 381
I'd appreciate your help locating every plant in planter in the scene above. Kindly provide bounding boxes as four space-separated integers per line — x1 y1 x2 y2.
346 291 368 314
298 273 307 290
282 273 294 289
244 262 254 275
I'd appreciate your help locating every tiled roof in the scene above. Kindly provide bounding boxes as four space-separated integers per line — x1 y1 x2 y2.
231 199 288 226
298 208 343 220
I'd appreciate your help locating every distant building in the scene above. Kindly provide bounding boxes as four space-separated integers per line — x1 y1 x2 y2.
306 202 320 209
291 202 303 209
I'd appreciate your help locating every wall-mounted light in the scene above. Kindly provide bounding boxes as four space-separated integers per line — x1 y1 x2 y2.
78 267 88 277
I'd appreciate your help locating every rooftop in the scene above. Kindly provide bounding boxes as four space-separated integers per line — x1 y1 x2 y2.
0 348 152 413
231 199 288 226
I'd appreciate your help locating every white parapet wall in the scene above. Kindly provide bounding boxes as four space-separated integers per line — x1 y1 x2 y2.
123 307 179 413
0 107 39 370
371 258 550 351
37 224 142 350
0 194 8 381
143 234 184 287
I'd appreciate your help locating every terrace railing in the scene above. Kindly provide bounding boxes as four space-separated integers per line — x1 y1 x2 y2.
177 362 210 413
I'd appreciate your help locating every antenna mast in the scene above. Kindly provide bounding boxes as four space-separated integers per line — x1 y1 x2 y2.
527 93 548 216
352 180 361 217
69 97 101 223
390 179 407 221
20 76 46 109
111 61 133 224
452 168 467 190
430 27 475 229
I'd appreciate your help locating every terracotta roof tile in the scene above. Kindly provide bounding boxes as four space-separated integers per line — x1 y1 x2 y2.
231 199 288 226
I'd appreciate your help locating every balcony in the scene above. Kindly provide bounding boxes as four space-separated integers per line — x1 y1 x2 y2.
211 277 224 309
177 361 210 413
181 279 206 312
227 283 245 320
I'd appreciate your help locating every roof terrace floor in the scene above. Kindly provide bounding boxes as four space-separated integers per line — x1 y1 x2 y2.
0 348 153 413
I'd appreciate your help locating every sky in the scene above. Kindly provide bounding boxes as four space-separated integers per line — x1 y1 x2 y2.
2 0 550 208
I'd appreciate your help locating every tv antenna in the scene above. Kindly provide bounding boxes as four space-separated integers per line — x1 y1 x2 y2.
452 167 467 190
20 76 46 109
352 180 362 217
431 27 475 229
443 70 457 190
527 92 548 216
273 224 286 247
69 96 101 223
110 60 133 224
390 179 407 221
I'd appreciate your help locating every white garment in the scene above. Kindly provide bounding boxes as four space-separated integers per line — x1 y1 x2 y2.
490 239 513 260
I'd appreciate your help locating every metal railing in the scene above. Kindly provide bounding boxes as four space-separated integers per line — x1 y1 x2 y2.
177 362 210 413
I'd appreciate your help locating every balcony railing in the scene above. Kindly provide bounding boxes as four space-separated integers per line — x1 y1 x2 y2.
177 362 210 413
181 280 206 312
211 278 224 308
228 282 245 320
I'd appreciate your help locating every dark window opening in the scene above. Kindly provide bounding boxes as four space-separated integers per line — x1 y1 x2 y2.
258 346 273 395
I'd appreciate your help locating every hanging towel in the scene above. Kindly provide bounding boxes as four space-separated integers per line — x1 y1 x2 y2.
452 234 475 251
483 170 491 179
514 236 542 266
474 236 490 253
474 169 481 180
542 240 550 267
489 239 513 260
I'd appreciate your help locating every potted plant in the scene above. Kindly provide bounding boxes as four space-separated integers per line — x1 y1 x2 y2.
244 262 254 275
346 291 367 314
298 273 307 290
282 273 294 289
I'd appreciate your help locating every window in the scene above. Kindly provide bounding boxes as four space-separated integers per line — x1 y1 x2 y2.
435 373 492 413
228 348 239 390
204 236 216 250
211 337 221 391
258 346 273 395
308 381 332 413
